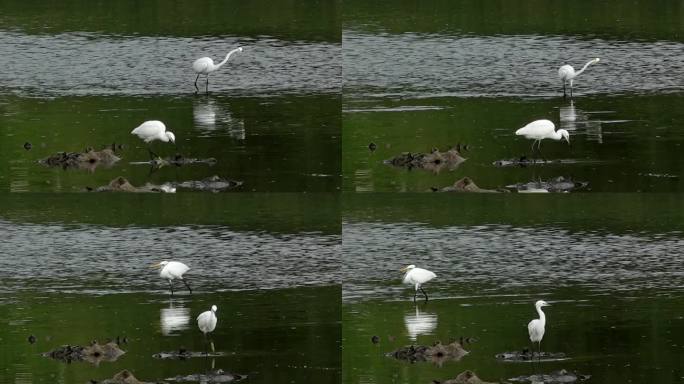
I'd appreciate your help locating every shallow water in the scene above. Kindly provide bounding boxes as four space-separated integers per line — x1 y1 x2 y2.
342 194 684 384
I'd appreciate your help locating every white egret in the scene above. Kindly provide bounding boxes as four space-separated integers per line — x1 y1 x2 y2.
197 305 218 352
131 120 176 158
515 119 569 152
528 300 551 355
400 265 437 302
151 261 192 295
193 47 243 93
558 58 600 98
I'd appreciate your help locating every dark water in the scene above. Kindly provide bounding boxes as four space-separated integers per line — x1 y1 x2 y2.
0 193 340 383
342 0 684 192
342 194 684 383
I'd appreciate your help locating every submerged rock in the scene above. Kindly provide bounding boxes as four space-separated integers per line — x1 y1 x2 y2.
493 157 565 167
495 350 566 362
43 341 125 365
437 177 503 193
432 370 496 384
40 148 121 170
165 369 245 383
385 147 466 173
140 154 217 167
505 177 588 193
388 340 468 364
90 175 241 193
507 369 590 383
153 349 226 360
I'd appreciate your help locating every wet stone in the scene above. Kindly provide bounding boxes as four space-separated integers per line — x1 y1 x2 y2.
432 370 496 384
505 177 588 193
93 369 155 384
165 369 245 383
43 341 125 365
437 177 504 193
507 369 590 383
152 349 227 360
385 146 466 173
495 350 566 362
40 148 121 170
388 340 469 364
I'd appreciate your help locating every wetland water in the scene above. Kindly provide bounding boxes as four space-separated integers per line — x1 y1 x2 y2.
342 0 684 192
0 0 341 193
342 194 684 384
0 194 341 383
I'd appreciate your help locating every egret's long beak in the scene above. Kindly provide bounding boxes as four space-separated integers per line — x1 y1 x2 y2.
400 266 408 272
150 262 162 269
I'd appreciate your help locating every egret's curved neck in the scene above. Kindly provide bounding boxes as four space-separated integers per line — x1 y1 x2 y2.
574 60 595 77
551 130 563 140
536 305 546 325
215 48 241 69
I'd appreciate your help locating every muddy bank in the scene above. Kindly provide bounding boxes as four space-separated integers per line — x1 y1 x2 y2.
496 350 566 362
435 177 503 193
43 341 125 364
506 177 588 193
89 175 242 193
388 340 468 364
385 147 466 173
507 369 590 383
40 148 120 171
432 370 496 384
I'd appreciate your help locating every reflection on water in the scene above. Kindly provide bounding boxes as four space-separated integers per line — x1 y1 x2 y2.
559 101 604 144
193 98 246 140
160 299 191 336
404 306 437 341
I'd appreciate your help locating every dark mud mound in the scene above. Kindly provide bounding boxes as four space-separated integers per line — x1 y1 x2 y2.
432 370 496 384
385 147 466 173
388 340 468 364
436 177 503 193
166 369 245 383
153 349 227 360
92 369 155 384
505 177 588 193
43 341 125 364
507 369 590 383
40 148 120 170
496 350 566 362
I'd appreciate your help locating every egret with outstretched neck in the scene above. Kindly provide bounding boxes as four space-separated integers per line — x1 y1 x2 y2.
193 47 243 93
131 120 176 159
558 58 600 98
197 305 218 353
515 119 569 152
400 265 436 302
151 261 192 295
528 300 550 355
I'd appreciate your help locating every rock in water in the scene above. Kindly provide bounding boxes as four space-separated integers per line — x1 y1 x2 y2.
438 177 502 193
43 341 125 365
507 369 590 383
432 370 497 384
165 369 245 383
40 149 120 170
385 147 466 173
388 340 468 365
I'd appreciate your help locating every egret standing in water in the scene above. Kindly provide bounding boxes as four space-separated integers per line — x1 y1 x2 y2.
151 261 192 295
192 47 243 93
131 120 176 159
400 265 437 302
528 300 551 355
515 119 569 153
197 305 218 352
558 58 600 98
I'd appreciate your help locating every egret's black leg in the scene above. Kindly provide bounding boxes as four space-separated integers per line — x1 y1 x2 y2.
169 280 174 296
194 74 200 93
205 75 209 94
563 82 566 98
182 278 193 294
420 287 429 302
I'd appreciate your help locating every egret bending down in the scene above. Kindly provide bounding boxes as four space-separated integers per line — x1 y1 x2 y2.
151 261 192 295
401 265 437 302
558 58 600 98
192 47 243 93
197 305 218 352
515 119 569 152
131 120 176 159
528 300 551 355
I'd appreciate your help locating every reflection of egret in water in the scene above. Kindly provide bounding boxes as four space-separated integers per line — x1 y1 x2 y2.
404 306 438 341
160 300 191 336
559 101 603 144
193 99 245 140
